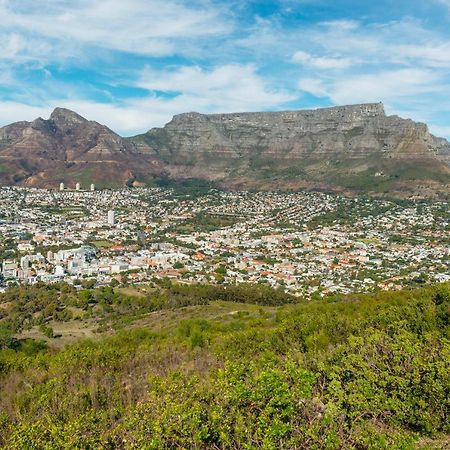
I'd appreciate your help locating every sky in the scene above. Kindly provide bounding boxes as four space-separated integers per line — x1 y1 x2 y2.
1 0 450 137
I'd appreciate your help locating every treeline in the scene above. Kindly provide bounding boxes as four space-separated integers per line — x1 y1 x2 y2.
0 283 448 448
0 283 76 346
163 282 296 307
0 281 296 348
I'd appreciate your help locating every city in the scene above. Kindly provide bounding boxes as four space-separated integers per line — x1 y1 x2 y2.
1 185 449 298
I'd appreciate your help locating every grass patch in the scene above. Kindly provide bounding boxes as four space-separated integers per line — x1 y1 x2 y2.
91 240 115 249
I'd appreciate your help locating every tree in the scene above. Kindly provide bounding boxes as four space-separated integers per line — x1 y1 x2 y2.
0 325 15 349
39 324 54 339
215 266 227 275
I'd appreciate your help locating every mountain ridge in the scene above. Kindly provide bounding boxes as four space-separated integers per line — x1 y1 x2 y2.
0 103 449 197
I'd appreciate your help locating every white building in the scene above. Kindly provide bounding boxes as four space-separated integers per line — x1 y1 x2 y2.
20 256 31 270
54 265 65 277
54 246 96 264
67 259 85 275
2 261 18 278
107 210 115 226
111 262 129 273
17 242 34 252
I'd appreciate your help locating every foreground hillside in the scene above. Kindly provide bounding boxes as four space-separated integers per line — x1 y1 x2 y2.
1 103 449 197
0 282 449 449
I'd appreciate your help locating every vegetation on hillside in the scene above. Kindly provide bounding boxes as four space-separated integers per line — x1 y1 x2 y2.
0 282 449 449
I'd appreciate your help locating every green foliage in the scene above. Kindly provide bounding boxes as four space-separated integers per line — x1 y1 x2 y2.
0 283 449 448
173 261 184 269
169 212 240 233
38 324 54 339
178 319 211 348
0 324 15 350
153 177 219 197
215 265 227 274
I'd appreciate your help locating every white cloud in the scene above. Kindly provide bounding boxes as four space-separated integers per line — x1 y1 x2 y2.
328 69 442 104
297 78 328 97
3 33 26 59
0 64 295 136
435 0 450 9
138 64 293 105
292 50 354 69
299 68 445 105
394 43 450 67
0 0 230 60
0 32 53 63
0 101 52 125
134 64 295 124
318 20 360 31
299 17 450 70
429 124 450 137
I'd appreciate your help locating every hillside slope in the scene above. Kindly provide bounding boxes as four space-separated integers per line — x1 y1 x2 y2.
0 103 449 196
0 108 163 188
134 103 450 196
0 282 449 448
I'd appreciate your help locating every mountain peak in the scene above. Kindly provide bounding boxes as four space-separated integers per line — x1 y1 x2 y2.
168 102 386 125
0 103 448 197
50 107 87 125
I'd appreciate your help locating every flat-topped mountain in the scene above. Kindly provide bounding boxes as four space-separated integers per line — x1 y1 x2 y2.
134 103 450 196
0 103 449 197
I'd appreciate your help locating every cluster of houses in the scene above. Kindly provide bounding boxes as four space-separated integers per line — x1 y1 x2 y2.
1 186 449 296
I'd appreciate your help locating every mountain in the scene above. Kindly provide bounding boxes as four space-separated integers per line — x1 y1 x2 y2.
0 103 449 196
0 108 163 188
133 103 450 197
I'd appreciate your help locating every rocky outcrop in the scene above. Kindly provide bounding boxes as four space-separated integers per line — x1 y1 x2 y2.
138 103 447 161
133 103 450 196
0 108 163 187
0 103 449 196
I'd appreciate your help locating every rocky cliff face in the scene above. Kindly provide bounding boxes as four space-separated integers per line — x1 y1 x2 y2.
0 108 162 187
0 103 449 196
134 103 450 196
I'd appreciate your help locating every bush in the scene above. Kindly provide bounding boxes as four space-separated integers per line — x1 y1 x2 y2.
0 283 449 448
38 324 54 339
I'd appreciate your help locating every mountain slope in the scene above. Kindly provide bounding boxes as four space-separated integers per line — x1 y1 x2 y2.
0 108 163 188
0 103 449 196
133 103 450 196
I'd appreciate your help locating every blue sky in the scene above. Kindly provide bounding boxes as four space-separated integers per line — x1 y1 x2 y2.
1 0 450 137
